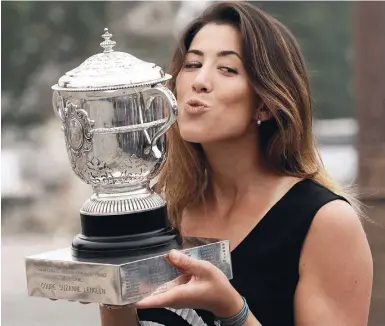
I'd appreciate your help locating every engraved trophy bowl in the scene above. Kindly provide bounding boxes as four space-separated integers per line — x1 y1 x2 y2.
51 28 180 259
24 29 232 306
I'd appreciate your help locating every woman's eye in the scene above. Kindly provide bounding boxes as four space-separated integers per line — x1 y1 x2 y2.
219 66 238 75
184 62 201 69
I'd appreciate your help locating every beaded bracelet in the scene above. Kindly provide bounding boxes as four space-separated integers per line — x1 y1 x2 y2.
214 296 250 326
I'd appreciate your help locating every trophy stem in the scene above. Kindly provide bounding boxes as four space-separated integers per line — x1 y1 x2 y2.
80 190 166 216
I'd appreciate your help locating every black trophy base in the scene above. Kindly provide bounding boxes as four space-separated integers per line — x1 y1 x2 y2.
72 206 182 261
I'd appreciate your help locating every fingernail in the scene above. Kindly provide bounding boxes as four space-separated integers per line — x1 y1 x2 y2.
169 249 181 260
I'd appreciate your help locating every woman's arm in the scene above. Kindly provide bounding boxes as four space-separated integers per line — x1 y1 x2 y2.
99 305 140 326
294 200 373 326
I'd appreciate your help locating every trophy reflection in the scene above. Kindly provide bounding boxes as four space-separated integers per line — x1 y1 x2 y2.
25 29 232 306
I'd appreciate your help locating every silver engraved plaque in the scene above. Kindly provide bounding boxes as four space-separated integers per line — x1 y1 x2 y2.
25 238 232 305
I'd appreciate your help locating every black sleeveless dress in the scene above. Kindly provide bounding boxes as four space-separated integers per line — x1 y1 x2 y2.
137 179 348 326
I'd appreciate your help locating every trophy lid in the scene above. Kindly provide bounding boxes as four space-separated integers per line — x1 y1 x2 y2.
52 28 171 92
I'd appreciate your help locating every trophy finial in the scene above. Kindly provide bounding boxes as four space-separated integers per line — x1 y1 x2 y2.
100 28 116 53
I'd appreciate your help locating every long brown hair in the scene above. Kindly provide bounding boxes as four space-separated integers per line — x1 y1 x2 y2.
157 1 362 231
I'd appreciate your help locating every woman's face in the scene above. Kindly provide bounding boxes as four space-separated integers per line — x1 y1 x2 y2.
175 23 258 144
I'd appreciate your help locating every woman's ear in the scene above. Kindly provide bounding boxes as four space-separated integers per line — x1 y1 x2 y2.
254 103 273 122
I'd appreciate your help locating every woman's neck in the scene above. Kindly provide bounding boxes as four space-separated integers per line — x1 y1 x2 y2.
201 131 279 208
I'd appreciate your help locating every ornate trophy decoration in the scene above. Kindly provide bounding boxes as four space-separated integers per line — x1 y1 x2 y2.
25 29 232 306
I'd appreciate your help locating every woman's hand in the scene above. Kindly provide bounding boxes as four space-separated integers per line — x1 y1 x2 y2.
135 249 244 318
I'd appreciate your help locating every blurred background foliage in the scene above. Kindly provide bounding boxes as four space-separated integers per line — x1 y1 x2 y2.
2 1 352 128
2 1 108 126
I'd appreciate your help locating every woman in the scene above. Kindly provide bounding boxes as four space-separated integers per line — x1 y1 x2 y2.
100 2 373 325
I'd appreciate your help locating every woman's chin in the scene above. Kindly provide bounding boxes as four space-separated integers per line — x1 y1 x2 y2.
179 129 208 144
180 134 205 144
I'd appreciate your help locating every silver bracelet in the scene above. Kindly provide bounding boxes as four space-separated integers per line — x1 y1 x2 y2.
214 296 249 326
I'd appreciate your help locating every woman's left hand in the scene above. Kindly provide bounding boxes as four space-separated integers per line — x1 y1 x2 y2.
135 249 244 318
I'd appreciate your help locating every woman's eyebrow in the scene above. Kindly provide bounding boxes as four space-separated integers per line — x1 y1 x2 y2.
186 49 243 61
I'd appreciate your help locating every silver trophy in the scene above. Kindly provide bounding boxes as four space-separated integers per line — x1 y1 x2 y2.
25 29 232 306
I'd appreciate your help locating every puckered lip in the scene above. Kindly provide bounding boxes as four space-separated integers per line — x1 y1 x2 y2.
186 98 209 107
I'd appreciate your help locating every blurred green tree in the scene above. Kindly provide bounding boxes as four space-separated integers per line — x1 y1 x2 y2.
1 1 107 125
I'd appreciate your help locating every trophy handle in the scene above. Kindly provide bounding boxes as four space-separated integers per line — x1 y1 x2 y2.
143 84 178 158
52 91 65 122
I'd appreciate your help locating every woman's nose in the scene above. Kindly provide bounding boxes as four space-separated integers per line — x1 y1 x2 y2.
192 72 212 93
